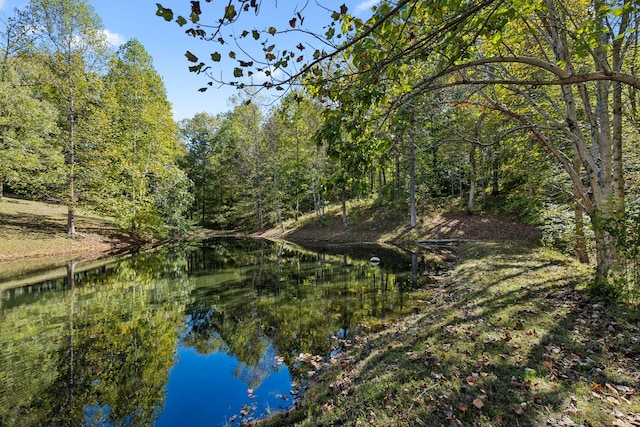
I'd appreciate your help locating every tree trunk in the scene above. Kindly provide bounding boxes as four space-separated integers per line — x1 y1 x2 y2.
468 143 477 214
491 148 499 196
341 185 347 226
393 154 400 201
573 152 589 263
409 136 417 228
66 104 76 235
273 166 284 232
574 202 589 263
67 147 76 235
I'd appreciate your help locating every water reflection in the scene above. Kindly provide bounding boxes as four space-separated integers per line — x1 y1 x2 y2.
0 238 446 426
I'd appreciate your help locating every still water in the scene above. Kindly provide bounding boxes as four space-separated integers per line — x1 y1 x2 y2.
0 238 441 426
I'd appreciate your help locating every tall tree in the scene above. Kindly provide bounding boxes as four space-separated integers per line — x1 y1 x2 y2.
179 112 219 227
100 39 189 239
25 0 110 234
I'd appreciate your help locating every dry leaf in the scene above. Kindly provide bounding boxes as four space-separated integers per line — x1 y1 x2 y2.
473 398 484 409
509 403 524 415
459 403 468 413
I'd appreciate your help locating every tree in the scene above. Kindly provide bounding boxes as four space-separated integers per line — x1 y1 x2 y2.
99 39 191 239
0 14 61 201
220 97 266 229
25 0 111 235
179 112 219 226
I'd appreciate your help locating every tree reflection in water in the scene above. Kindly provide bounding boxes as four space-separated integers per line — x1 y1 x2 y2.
0 238 448 426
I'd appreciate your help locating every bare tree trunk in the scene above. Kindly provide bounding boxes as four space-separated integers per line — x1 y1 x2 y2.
491 150 499 195
66 105 76 235
394 155 399 201
341 185 347 226
409 136 417 228
574 152 589 263
67 143 76 235
273 167 284 232
468 143 477 214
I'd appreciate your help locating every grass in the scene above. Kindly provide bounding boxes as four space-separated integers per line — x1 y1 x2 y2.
259 240 640 426
0 196 129 281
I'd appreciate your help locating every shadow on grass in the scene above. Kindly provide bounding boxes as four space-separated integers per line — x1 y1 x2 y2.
261 242 640 426
0 212 116 237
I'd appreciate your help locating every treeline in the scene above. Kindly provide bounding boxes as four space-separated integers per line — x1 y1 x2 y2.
0 0 190 240
179 92 561 236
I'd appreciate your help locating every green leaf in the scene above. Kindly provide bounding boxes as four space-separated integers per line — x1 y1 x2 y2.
240 30 249 37
268 27 277 35
185 51 198 62
211 52 221 62
233 67 243 77
229 51 236 59
190 12 200 23
224 5 237 21
155 4 173 21
326 27 335 39
189 63 204 72
176 16 187 26
252 30 260 40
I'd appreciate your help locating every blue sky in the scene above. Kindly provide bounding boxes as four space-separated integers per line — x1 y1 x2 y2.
0 0 376 121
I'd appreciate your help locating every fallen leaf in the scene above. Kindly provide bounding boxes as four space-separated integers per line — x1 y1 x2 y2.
459 403 468 413
606 383 620 396
606 395 621 406
509 403 524 415
473 398 484 409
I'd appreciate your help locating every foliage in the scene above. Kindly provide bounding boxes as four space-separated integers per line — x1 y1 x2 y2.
0 64 62 197
600 196 640 302
24 0 111 234
156 0 640 297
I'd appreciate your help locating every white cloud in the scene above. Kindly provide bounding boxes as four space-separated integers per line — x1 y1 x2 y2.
355 0 378 14
252 66 284 83
103 29 125 47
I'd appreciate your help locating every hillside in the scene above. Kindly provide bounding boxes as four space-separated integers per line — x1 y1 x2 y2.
0 197 132 280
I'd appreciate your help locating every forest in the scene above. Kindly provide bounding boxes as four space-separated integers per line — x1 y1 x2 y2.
3 0 640 301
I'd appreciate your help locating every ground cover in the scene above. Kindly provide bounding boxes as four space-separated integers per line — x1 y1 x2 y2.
0 196 132 281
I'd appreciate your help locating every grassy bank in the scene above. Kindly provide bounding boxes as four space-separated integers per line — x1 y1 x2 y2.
260 241 640 426
0 196 131 281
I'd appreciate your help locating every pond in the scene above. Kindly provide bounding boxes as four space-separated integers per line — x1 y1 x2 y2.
0 238 447 426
